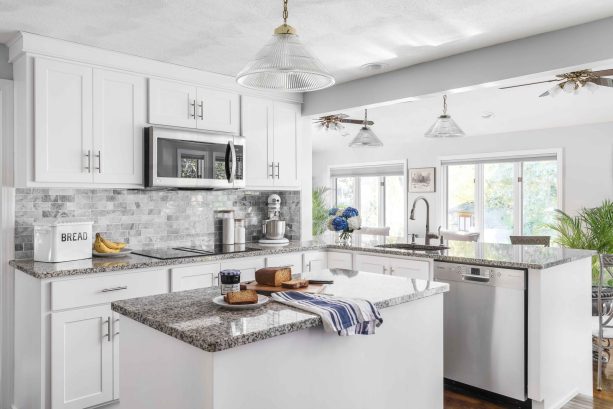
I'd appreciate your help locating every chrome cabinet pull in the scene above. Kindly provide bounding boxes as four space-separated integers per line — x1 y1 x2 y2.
382 266 387 274
275 162 280 179
198 100 204 119
268 162 274 178
114 318 120 336
95 150 102 173
189 99 196 118
84 150 91 173
103 317 111 341
389 267 395 274
101 285 128 293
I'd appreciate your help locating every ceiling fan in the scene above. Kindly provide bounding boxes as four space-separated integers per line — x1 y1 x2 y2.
313 113 374 135
500 69 613 97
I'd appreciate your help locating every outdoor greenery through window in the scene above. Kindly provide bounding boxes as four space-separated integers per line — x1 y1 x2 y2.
332 166 405 245
445 156 559 244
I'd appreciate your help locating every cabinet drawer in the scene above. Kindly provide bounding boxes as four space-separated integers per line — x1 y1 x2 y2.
355 254 387 274
220 257 265 283
170 263 220 292
51 269 168 311
389 259 431 281
266 253 303 275
327 251 353 270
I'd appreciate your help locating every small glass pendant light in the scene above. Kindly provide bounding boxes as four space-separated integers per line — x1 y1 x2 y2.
424 95 465 138
236 0 335 92
349 109 383 148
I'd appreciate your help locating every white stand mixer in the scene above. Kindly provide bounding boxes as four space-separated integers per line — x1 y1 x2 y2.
258 194 289 246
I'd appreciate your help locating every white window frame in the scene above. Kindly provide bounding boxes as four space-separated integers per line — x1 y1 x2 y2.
327 160 408 244
438 149 564 239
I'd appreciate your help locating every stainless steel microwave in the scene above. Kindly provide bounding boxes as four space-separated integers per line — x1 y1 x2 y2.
145 127 245 189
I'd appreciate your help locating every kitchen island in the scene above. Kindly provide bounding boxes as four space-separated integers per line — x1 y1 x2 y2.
111 269 449 409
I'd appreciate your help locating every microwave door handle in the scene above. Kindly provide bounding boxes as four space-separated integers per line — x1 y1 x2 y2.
225 141 237 183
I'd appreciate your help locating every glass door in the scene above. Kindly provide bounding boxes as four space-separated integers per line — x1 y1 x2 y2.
482 162 516 243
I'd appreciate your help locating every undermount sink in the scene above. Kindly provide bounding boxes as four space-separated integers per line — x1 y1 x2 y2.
376 243 449 251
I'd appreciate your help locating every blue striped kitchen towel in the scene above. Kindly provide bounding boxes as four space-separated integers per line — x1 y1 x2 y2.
272 291 383 336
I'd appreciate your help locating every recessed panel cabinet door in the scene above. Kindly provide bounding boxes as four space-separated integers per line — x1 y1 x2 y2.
354 254 388 274
34 58 93 183
272 102 300 187
51 305 113 409
93 70 146 185
148 78 197 128
242 96 274 187
196 87 239 134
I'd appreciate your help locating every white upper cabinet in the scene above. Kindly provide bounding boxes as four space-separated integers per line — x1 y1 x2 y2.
242 96 300 189
34 58 93 183
93 70 146 185
273 102 300 187
148 79 239 134
33 57 146 187
148 78 197 129
196 87 240 134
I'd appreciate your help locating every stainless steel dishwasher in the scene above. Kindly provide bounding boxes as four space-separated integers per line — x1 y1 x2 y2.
434 262 528 403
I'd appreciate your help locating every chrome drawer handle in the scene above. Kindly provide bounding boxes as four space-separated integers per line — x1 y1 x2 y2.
101 285 128 293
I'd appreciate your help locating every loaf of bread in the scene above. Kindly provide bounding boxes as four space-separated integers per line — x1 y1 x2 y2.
224 290 258 305
255 267 292 287
281 279 309 289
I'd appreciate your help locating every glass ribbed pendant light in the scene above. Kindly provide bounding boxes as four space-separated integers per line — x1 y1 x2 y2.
424 95 465 138
349 109 383 148
236 0 335 92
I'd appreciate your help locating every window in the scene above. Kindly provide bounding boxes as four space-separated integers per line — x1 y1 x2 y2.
330 162 406 245
442 152 560 243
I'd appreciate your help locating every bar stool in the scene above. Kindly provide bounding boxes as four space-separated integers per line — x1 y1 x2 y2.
509 235 551 246
439 230 480 242
595 254 613 390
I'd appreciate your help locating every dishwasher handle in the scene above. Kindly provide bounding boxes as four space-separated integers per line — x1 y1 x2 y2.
461 273 490 283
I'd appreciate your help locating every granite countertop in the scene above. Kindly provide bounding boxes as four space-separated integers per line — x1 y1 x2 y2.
330 240 596 270
9 239 595 279
111 269 449 352
9 241 327 279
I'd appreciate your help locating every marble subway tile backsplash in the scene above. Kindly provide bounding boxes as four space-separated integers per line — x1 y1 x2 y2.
14 188 300 259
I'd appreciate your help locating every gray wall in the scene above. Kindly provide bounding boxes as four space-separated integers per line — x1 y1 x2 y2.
0 45 12 80
14 188 300 259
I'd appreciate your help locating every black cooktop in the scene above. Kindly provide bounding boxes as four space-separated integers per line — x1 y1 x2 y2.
132 245 260 260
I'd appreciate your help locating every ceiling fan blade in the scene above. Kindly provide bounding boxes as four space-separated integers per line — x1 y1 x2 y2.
591 77 613 87
538 90 551 97
499 79 559 90
592 69 613 77
339 119 374 125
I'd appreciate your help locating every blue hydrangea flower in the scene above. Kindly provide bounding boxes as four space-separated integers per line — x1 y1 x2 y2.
331 216 348 232
328 207 339 216
342 207 359 218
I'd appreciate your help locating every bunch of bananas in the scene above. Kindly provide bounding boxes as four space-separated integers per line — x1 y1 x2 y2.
93 233 127 254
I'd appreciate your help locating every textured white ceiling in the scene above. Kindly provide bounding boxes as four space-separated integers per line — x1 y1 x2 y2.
311 75 613 151
0 0 612 83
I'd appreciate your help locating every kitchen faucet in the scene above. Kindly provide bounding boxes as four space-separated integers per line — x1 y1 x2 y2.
409 196 440 245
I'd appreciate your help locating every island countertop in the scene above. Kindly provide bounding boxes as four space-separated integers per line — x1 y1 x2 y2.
111 269 448 352
10 239 595 279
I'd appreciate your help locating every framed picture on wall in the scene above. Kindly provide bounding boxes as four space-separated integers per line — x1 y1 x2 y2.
409 167 436 193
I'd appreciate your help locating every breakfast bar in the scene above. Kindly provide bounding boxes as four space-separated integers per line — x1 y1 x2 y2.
111 269 449 409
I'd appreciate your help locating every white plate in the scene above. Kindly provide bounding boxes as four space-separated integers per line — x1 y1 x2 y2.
93 248 133 258
212 294 269 310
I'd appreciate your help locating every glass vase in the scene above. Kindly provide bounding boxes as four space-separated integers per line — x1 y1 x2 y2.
337 231 352 247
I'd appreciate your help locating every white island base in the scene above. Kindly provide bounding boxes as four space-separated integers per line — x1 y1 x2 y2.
118 293 444 409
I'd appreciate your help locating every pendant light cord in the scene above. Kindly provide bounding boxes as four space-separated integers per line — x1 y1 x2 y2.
283 0 289 24
364 109 368 126
443 95 448 115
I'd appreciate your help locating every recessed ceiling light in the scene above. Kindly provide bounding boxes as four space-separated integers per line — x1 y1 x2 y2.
481 111 495 119
360 63 387 72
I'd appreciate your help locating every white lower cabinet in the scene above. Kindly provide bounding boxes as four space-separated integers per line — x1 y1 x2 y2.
220 257 265 283
266 253 303 275
51 305 116 409
303 251 328 274
170 263 221 291
327 251 353 270
354 253 432 280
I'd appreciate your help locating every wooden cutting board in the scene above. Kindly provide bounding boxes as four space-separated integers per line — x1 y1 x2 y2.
241 281 327 295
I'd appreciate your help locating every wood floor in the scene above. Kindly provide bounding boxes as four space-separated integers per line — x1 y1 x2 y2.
444 362 613 409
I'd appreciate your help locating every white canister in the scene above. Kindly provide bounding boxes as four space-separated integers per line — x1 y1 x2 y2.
34 221 94 262
222 218 235 245
234 218 246 244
